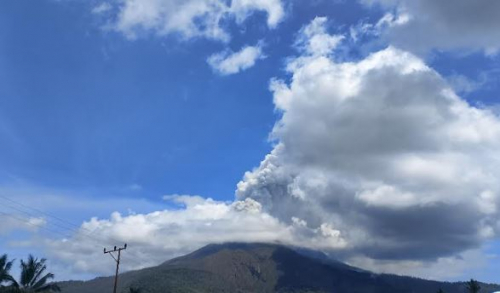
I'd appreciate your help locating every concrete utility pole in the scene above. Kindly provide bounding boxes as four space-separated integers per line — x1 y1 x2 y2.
104 244 127 293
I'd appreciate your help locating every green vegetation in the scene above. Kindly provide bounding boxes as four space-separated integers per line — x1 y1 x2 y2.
128 287 142 293
4 245 500 293
0 255 15 288
57 243 500 293
466 279 481 293
0 254 60 293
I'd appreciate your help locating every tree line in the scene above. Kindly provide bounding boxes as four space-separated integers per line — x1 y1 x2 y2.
0 252 489 293
437 279 482 293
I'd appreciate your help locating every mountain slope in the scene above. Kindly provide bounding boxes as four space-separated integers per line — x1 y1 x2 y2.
59 243 500 293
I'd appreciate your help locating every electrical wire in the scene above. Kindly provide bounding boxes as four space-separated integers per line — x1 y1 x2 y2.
0 196 146 268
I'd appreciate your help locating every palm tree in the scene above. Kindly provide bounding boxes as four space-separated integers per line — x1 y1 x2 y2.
129 287 142 293
11 255 60 292
466 279 481 293
0 255 15 288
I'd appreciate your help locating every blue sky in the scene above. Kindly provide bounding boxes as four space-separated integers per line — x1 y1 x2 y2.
0 0 277 199
1 0 500 284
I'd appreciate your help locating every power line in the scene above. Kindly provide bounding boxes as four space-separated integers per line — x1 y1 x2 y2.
0 194 116 244
0 195 82 230
0 201 85 236
0 208 144 269
0 194 133 242
0 210 74 240
0 195 146 268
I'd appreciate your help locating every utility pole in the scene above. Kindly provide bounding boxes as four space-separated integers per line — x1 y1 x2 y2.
104 244 127 293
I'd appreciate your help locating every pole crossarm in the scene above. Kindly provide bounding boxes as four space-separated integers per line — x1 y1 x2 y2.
104 244 127 293
106 251 118 262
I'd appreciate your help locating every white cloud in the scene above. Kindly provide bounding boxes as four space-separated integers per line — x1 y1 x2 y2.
0 214 46 235
236 17 500 275
356 185 418 209
230 0 284 28
127 183 143 191
44 195 346 275
294 17 344 57
162 193 208 207
347 248 488 281
101 0 284 41
0 186 162 218
7 13 500 280
359 0 500 54
445 73 493 95
207 43 264 75
91 2 112 15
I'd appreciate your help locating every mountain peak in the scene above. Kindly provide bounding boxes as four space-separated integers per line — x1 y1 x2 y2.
59 242 500 293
